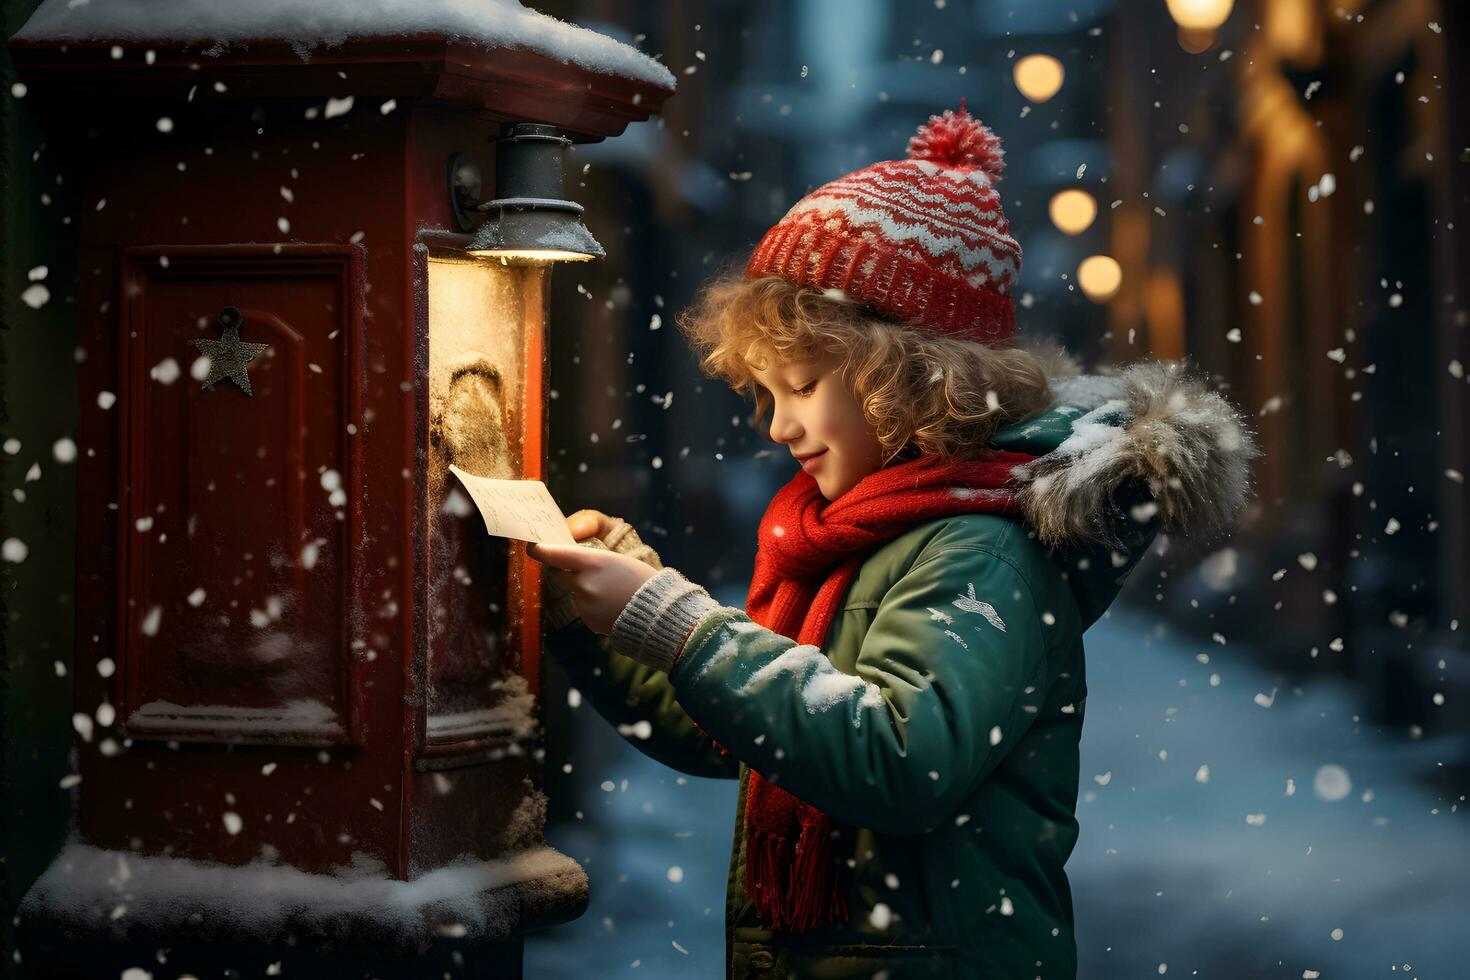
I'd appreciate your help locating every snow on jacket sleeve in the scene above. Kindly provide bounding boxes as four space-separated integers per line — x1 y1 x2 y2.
543 621 741 781
667 544 1050 836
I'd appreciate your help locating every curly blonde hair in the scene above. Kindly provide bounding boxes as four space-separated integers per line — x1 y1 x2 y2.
676 273 1055 464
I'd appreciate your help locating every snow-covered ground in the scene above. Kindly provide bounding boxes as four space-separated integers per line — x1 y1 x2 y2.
526 604 1468 978
526 728 736 976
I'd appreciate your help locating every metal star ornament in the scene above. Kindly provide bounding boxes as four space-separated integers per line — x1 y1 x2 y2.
193 307 269 396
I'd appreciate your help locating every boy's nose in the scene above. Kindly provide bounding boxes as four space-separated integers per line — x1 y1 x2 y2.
769 410 802 444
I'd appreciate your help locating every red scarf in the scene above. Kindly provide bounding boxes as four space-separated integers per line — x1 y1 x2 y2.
691 452 1039 934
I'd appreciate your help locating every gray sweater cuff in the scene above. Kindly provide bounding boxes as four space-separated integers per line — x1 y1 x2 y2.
611 567 723 673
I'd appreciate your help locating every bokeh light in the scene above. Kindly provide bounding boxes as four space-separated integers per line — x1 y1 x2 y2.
1078 255 1123 302
1165 0 1235 31
1012 54 1065 103
1049 189 1098 235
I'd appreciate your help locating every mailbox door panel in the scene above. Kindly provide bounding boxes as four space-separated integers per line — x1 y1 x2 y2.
117 246 363 744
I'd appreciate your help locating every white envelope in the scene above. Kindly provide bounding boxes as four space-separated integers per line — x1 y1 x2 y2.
447 466 577 546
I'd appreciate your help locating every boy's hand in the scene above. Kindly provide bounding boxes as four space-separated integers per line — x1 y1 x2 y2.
565 508 617 543
527 539 659 635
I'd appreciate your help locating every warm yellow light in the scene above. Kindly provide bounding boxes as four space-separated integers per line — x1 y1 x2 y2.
1013 55 1065 103
1048 189 1098 235
466 248 598 266
1077 255 1123 302
1165 0 1234 31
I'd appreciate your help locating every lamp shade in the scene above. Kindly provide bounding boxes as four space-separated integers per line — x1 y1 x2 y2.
468 123 605 264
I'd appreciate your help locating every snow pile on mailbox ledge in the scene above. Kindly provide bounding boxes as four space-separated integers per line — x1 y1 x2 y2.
12 0 676 90
21 841 587 950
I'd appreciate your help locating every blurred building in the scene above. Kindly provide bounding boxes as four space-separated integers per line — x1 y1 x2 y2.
1099 0 1467 731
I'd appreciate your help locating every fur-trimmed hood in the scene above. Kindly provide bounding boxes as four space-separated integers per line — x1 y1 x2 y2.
991 345 1261 625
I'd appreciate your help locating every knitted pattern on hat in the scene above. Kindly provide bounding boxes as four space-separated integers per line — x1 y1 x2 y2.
745 100 1021 346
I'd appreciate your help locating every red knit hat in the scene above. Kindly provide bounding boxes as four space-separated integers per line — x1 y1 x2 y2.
745 101 1020 347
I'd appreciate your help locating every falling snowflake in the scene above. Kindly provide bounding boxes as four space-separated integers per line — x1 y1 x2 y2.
140 605 163 637
1313 764 1352 801
21 283 50 309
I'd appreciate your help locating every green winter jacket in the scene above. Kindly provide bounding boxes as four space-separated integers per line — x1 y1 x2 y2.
544 362 1256 979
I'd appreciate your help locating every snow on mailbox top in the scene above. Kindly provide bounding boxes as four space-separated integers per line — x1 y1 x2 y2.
12 0 676 90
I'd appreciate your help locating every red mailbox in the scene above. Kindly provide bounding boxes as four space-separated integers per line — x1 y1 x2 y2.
10 5 672 973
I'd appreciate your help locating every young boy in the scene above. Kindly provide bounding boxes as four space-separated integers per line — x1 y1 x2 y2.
529 104 1258 979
